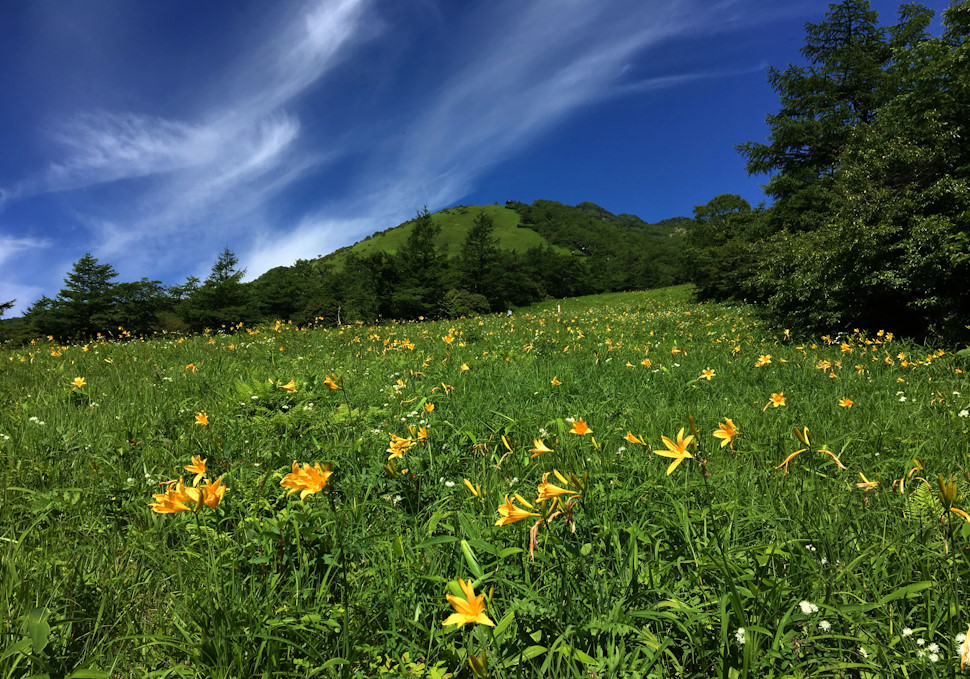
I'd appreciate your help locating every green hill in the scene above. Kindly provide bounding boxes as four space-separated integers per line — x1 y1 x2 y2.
318 200 686 270
320 204 568 269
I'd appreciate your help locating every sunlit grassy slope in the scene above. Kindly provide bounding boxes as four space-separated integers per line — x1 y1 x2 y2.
2 285 970 677
322 204 569 268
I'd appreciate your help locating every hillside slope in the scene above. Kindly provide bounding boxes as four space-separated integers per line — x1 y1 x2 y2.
318 200 686 270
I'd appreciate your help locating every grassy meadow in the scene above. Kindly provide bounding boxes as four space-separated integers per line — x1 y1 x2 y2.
3 284 970 678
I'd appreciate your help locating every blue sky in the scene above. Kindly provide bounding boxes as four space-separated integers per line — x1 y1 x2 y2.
0 0 952 316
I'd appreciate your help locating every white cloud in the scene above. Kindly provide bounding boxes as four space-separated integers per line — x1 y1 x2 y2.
236 0 728 278
3 0 373 255
0 236 51 268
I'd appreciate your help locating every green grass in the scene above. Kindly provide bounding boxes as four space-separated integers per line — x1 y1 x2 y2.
2 285 970 677
323 205 569 269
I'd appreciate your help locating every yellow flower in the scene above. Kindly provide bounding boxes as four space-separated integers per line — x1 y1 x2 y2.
838 397 853 408
185 363 197 372
712 418 738 448
536 471 578 501
442 578 494 628
424 403 435 413
624 432 645 446
280 461 333 499
464 479 484 498
185 455 207 485
698 368 715 381
569 418 592 435
149 481 193 514
386 433 414 460
324 374 341 390
856 473 878 492
279 380 297 393
71 377 86 389
655 428 695 475
195 411 209 427
755 354 771 367
763 392 786 411
460 363 470 372
529 438 554 458
550 376 562 386
202 477 227 508
495 494 540 526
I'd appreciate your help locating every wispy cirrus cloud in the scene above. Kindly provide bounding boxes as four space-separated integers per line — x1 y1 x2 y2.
2 0 373 275
242 0 727 272
0 235 51 268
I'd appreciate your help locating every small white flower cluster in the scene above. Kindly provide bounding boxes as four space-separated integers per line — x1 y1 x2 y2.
959 408 969 418
735 627 746 646
799 600 819 615
0 433 9 441
28 416 45 425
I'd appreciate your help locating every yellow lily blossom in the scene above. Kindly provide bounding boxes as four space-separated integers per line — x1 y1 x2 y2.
495 494 540 526
712 418 738 448
442 578 494 628
185 455 207 486
280 461 333 499
655 428 695 475
529 438 554 458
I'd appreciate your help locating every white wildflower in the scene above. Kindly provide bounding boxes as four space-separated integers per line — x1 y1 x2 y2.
819 620 831 632
735 627 746 645
903 628 913 637
799 601 818 615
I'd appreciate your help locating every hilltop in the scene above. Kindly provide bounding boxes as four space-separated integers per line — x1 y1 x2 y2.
316 200 687 269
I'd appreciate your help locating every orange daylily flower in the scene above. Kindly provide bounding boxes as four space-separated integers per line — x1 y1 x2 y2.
279 380 297 393
698 368 715 381
712 418 738 448
763 392 786 411
185 455 207 485
529 439 554 458
624 432 646 446
442 578 494 628
655 428 695 475
569 418 592 435
838 397 853 408
280 461 333 499
536 471 578 501
195 411 209 427
71 377 86 389
495 494 540 526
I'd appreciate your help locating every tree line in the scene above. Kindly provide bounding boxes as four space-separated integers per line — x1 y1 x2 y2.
683 0 970 342
1 205 685 343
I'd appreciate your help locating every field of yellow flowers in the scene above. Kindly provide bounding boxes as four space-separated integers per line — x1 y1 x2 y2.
2 285 970 678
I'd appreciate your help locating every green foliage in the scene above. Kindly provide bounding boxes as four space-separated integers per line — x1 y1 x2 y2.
4 286 970 676
181 247 257 331
689 1 970 342
27 253 122 340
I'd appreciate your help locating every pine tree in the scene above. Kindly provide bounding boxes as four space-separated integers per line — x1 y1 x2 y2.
457 211 502 308
395 207 446 318
737 0 891 233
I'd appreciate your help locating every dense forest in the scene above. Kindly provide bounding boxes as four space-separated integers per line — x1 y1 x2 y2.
682 0 970 342
0 202 687 344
